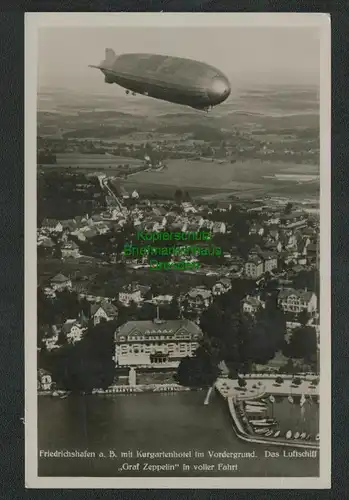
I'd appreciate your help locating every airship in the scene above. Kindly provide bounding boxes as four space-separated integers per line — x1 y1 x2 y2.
89 49 231 111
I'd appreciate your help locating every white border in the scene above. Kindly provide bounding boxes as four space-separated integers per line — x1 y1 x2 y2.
25 12 331 489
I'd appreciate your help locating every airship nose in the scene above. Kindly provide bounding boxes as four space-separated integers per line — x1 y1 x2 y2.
208 76 231 104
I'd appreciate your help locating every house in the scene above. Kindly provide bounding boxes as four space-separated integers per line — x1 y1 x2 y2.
37 369 53 391
62 320 84 344
114 317 203 368
41 219 63 233
91 301 118 325
265 214 280 226
277 289 318 315
268 229 280 241
279 212 308 230
37 237 55 249
259 251 278 273
131 190 139 199
181 202 197 214
264 241 283 253
211 222 226 234
242 295 266 316
95 222 111 235
152 295 173 305
249 223 264 236
212 278 232 296
216 201 232 212
118 284 143 306
61 240 80 259
244 255 264 279
186 287 213 310
61 219 78 232
50 273 72 291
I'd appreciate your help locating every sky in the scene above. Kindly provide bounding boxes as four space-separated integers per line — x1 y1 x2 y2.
38 26 321 93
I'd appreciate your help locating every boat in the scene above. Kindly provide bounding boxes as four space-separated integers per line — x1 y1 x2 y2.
294 432 300 439
273 430 281 438
288 396 294 404
269 395 275 403
52 391 60 397
250 419 277 427
245 400 266 407
245 406 266 413
254 428 269 435
315 434 320 441
300 432 307 439
265 430 274 437
286 430 292 439
59 394 68 399
306 434 311 440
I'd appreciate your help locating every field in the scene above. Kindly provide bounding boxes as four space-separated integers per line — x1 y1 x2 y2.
121 159 319 199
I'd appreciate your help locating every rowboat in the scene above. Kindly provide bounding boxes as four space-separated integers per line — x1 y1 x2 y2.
245 401 266 407
294 432 300 439
254 428 269 435
286 430 292 439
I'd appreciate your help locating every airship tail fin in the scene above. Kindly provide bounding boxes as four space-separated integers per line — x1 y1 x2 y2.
104 48 117 66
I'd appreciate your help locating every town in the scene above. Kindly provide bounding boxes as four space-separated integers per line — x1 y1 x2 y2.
37 167 320 395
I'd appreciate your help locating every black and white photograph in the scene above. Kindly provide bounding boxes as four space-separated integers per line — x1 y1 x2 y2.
25 13 331 489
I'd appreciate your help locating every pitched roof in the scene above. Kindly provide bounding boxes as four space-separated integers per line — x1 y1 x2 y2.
278 288 315 302
51 273 70 283
91 301 118 316
116 318 202 340
188 287 212 299
42 218 60 227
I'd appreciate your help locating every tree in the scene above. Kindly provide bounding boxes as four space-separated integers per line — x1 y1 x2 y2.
284 326 317 362
176 348 220 388
275 376 284 385
174 188 183 205
238 377 247 388
298 309 310 326
284 202 293 214
49 320 116 392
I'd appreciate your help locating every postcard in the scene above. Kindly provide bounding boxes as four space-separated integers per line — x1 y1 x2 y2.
25 12 331 489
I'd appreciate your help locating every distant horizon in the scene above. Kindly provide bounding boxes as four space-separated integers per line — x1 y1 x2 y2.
37 26 321 93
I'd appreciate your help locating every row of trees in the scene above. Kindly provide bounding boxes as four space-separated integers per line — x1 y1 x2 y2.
176 286 318 387
39 321 116 392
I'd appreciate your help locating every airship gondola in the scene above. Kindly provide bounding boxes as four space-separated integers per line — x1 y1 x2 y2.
89 49 231 111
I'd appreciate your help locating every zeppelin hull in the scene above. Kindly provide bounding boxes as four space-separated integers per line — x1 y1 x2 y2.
92 51 231 110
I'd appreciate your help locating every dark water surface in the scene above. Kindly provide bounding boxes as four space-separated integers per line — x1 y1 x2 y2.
38 392 319 477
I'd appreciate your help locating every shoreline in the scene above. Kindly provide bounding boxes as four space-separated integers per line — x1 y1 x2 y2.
38 383 204 397
215 386 319 450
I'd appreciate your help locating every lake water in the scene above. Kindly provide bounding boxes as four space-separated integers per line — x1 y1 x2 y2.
38 391 319 477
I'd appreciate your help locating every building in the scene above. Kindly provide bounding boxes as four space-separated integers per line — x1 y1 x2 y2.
279 212 308 230
118 284 143 306
62 320 84 344
37 369 53 391
259 252 278 273
114 315 203 368
242 295 265 316
61 240 80 259
212 278 232 296
211 222 227 234
186 287 213 310
41 219 63 233
244 256 264 279
277 289 317 315
91 301 119 325
50 273 72 291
